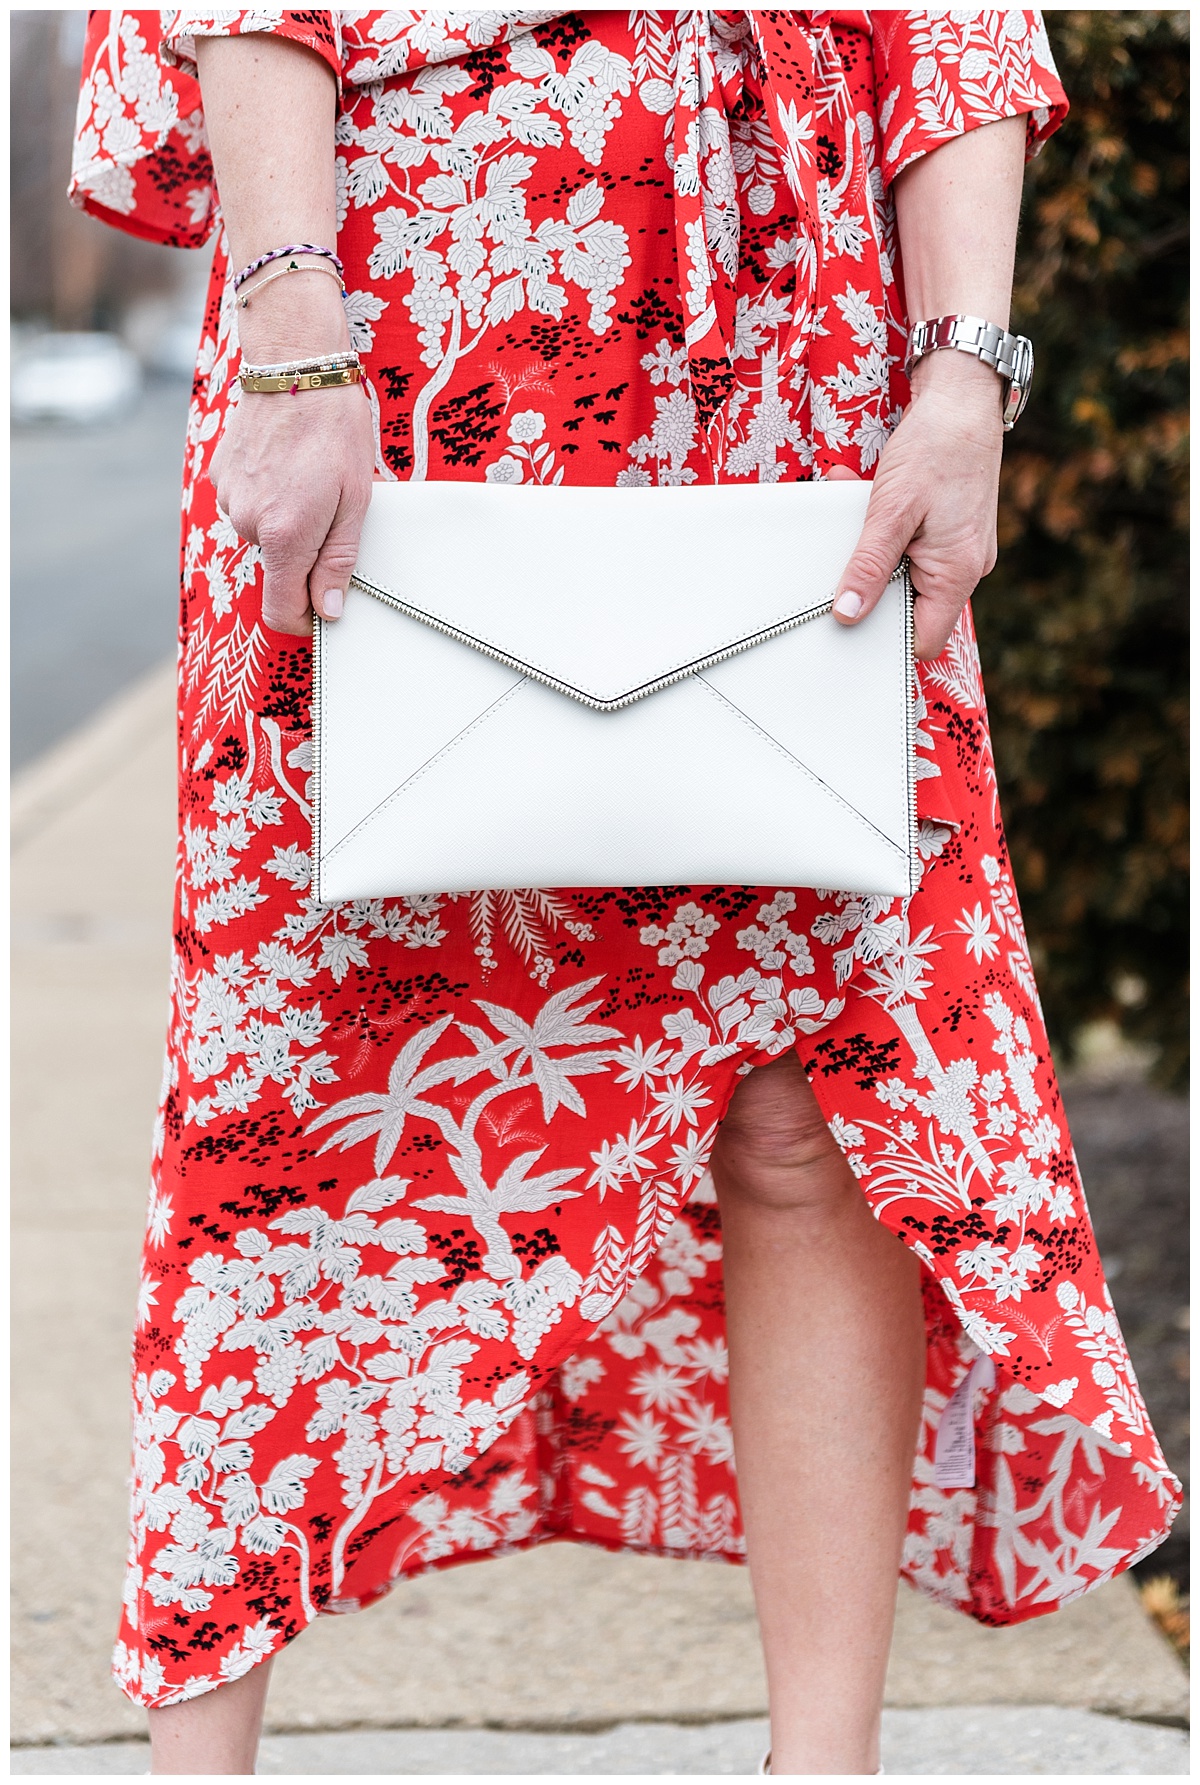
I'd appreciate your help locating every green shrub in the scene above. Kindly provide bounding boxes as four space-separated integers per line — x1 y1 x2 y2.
979 10 1189 1087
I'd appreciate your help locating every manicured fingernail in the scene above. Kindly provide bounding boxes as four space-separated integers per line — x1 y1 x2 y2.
834 590 863 619
322 589 343 619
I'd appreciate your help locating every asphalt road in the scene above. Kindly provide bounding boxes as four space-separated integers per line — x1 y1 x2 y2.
11 379 190 768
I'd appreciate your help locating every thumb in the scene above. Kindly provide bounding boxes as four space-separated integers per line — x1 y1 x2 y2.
831 475 914 629
309 487 369 623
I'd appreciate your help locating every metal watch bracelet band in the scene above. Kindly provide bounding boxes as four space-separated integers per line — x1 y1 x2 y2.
904 314 1034 429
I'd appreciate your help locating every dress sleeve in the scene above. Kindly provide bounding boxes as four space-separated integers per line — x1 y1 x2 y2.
68 10 342 248
161 9 342 85
872 11 1068 188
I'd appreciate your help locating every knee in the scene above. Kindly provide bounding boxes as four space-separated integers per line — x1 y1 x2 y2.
712 1058 856 1219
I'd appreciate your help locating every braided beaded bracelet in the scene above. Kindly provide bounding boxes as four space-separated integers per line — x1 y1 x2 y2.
239 352 359 375
232 242 344 292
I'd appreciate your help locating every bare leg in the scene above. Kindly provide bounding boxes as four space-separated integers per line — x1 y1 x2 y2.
147 1656 274 1775
710 1055 926 1776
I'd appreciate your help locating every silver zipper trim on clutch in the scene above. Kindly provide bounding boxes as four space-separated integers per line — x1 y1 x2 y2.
348 572 906 713
900 556 919 897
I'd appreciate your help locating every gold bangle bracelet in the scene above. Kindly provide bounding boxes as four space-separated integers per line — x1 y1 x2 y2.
239 366 364 394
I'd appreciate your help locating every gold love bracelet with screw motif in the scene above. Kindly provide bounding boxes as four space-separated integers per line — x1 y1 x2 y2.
238 366 364 395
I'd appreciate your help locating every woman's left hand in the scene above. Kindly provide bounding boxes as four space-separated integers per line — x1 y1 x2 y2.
828 349 1006 661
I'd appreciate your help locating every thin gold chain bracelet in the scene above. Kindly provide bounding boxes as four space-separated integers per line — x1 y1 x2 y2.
237 259 347 310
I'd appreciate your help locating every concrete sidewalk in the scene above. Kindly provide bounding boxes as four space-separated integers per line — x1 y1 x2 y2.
11 667 1189 1773
9 1710 1191 1774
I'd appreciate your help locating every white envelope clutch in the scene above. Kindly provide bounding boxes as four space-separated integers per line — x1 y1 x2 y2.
312 480 916 905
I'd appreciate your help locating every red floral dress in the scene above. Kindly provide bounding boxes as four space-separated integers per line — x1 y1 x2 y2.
71 10 1179 1712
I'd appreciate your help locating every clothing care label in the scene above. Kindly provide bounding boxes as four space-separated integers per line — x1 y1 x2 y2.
933 1353 997 1489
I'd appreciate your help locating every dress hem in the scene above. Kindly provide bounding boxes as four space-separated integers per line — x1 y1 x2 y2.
112 1500 1181 1709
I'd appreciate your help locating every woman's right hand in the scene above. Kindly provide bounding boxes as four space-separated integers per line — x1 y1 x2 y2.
208 377 375 636
194 32 373 636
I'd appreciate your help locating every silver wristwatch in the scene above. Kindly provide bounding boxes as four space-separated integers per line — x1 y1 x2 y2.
904 314 1034 430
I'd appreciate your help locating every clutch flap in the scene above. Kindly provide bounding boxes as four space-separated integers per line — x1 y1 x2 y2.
349 479 878 711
